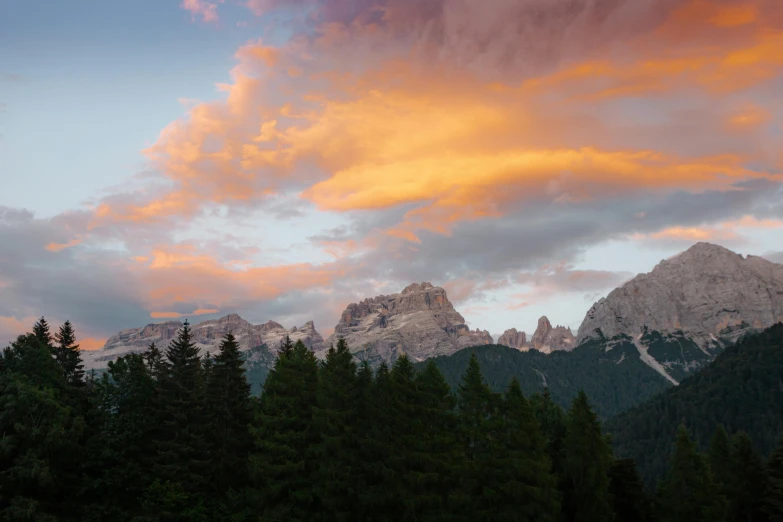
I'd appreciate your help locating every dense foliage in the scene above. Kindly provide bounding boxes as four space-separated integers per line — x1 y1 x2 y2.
420 339 672 418
2 318 782 521
607 323 783 487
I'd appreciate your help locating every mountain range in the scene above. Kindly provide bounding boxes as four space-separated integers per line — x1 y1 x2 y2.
84 242 783 412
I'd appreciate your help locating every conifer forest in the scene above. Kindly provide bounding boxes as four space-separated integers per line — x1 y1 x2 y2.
1 317 783 522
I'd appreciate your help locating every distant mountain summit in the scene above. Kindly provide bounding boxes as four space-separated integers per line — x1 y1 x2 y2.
498 316 576 353
83 313 324 369
322 282 492 365
578 242 783 347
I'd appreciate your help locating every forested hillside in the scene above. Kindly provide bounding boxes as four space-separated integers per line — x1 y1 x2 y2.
421 339 672 418
607 323 783 487
3 317 783 521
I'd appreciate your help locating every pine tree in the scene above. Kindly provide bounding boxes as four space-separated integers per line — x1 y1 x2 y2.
313 338 359 522
54 320 85 386
0 333 87 521
658 425 725 522
709 425 732 496
766 435 783 522
143 320 211 520
531 388 568 496
84 353 159 521
727 431 769 522
250 339 319 521
33 316 53 350
562 390 614 522
483 378 559 522
609 459 651 522
206 332 252 500
143 341 165 376
413 360 463 521
357 361 398 521
455 352 498 521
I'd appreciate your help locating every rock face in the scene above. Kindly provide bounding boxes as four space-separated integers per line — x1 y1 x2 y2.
529 316 577 353
498 317 576 353
84 313 324 369
577 242 783 348
498 328 527 350
323 282 492 364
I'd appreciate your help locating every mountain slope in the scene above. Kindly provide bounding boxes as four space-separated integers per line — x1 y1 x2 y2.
606 323 783 487
419 337 673 419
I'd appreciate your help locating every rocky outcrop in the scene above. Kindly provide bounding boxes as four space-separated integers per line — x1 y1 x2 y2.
529 316 577 353
498 328 527 350
498 317 575 353
84 313 324 369
323 282 492 363
577 242 783 348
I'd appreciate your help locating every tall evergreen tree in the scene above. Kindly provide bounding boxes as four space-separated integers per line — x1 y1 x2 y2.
766 435 783 522
482 378 559 522
206 332 252 501
709 425 732 497
250 339 319 521
32 316 53 350
727 432 769 522
531 388 568 492
562 390 614 522
313 338 359 522
54 320 85 386
0 334 86 521
609 459 651 522
413 360 463 521
658 425 725 522
143 320 211 521
84 353 158 521
455 353 498 521
143 341 165 376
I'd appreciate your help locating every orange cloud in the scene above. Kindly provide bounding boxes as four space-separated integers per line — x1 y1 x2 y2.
641 214 783 243
80 337 108 351
150 308 220 319
46 238 82 252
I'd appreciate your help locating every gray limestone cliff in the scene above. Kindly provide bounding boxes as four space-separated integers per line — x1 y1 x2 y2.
322 282 492 364
83 313 324 369
498 316 576 353
577 242 783 348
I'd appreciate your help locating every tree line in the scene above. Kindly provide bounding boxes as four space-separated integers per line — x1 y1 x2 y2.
1 317 782 521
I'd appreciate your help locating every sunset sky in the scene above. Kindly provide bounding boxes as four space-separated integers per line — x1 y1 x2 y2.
1 0 783 350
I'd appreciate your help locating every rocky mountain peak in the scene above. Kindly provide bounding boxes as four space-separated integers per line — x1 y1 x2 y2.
498 328 527 350
577 243 783 346
324 282 491 365
529 315 576 353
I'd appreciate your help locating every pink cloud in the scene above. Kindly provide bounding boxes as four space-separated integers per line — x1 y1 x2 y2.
181 0 221 22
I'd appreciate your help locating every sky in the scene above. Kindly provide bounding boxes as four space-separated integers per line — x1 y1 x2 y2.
1 0 783 350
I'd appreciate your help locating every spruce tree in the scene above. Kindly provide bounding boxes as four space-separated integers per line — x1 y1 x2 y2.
455 353 498 521
562 390 614 522
357 362 397 521
609 459 651 522
33 316 53 350
484 378 559 522
658 425 725 522
313 338 359 522
143 341 165 376
709 425 732 496
84 353 158 521
250 339 319 521
0 333 86 521
727 431 769 522
206 332 252 500
531 388 568 494
766 435 783 522
413 360 463 521
54 320 85 386
143 320 211 520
